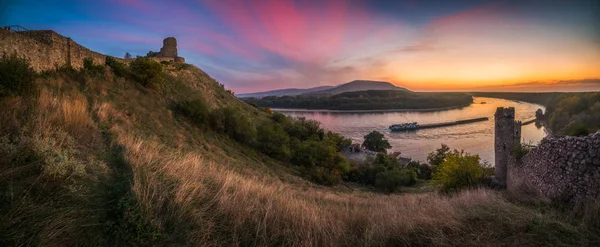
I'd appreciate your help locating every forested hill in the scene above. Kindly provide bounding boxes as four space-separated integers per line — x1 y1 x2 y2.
246 90 473 110
305 80 408 96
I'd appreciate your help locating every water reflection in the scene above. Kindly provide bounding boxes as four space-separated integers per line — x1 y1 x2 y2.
275 97 547 165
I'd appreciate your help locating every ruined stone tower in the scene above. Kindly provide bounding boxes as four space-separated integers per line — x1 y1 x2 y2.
494 107 521 188
159 37 177 57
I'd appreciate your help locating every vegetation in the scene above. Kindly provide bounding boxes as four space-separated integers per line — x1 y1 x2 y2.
427 143 451 170
0 56 598 246
129 57 165 89
105 56 128 77
432 150 492 192
472 92 600 135
0 53 36 97
246 90 473 110
82 57 104 75
361 131 391 152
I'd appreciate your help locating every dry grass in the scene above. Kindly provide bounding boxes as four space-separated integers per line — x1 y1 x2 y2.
1 67 597 246
114 131 587 246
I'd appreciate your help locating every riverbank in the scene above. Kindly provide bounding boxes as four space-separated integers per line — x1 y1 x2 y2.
272 104 468 113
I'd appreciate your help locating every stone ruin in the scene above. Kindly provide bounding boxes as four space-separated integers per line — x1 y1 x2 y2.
146 37 185 63
494 106 600 204
494 107 521 188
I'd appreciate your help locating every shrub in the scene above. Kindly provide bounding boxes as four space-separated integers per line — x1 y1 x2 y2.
0 53 36 97
432 150 491 192
129 57 165 89
105 56 129 77
211 107 256 144
174 100 210 128
374 168 417 193
566 122 590 136
255 121 291 160
83 58 104 75
407 161 433 180
513 143 532 161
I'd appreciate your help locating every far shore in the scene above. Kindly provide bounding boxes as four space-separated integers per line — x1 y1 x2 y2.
271 104 468 113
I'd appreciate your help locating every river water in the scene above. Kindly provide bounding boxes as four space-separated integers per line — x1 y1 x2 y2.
274 97 547 165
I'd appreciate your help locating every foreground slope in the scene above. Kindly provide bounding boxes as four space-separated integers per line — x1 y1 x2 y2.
1 61 598 246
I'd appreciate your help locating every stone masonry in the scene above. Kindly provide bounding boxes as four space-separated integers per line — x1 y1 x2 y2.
507 131 600 203
0 28 185 72
494 107 600 204
494 107 521 188
147 37 185 63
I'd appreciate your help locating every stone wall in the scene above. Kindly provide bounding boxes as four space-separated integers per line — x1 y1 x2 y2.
0 29 128 72
507 131 600 203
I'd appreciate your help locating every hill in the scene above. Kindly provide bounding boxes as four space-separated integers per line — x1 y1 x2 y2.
0 32 598 246
237 80 406 98
246 90 473 110
237 85 334 98
306 80 408 95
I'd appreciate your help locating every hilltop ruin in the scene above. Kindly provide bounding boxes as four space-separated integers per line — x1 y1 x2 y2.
0 27 185 72
494 107 600 203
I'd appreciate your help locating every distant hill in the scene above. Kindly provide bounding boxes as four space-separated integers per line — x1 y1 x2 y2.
237 86 334 98
306 80 409 95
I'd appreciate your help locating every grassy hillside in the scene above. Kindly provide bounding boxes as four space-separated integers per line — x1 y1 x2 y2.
1 56 598 246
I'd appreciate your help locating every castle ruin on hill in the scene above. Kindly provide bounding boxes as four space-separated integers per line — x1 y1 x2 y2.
146 37 185 63
0 27 185 72
494 107 600 204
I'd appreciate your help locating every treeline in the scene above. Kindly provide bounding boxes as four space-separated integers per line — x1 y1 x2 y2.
175 97 493 193
175 99 434 191
472 92 600 135
245 90 473 110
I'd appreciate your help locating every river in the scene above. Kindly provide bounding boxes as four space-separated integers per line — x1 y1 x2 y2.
274 97 547 165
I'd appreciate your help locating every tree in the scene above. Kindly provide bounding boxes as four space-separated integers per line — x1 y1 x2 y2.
124 52 132 59
431 150 491 192
361 131 391 152
427 144 450 168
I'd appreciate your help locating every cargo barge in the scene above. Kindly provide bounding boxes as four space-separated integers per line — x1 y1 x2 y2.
389 117 489 131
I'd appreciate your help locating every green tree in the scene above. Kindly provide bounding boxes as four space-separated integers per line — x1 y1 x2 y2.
361 131 391 152
432 150 491 192
324 131 352 151
427 144 450 169
130 57 165 89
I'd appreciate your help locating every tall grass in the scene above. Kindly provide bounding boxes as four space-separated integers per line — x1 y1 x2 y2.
0 64 597 246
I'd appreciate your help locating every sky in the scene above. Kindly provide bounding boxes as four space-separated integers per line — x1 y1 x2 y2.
2 0 599 93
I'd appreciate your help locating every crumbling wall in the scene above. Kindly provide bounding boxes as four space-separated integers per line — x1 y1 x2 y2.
494 107 517 188
508 131 600 203
0 29 128 72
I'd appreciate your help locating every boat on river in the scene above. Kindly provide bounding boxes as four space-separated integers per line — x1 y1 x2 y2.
389 122 419 131
389 117 489 131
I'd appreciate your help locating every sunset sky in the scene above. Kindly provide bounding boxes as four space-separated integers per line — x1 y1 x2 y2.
2 0 599 92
